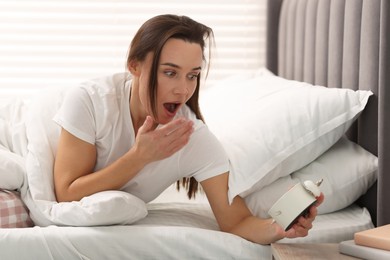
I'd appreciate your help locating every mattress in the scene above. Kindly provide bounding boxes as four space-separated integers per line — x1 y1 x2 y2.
0 202 373 260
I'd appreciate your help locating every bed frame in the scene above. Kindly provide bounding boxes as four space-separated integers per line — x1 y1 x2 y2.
266 0 390 226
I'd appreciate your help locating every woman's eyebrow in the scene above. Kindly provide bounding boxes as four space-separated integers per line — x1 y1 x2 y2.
161 62 201 71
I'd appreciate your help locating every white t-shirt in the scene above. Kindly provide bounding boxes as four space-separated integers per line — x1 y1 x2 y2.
53 72 229 202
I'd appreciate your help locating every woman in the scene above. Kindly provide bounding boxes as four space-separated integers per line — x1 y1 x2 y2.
53 14 323 245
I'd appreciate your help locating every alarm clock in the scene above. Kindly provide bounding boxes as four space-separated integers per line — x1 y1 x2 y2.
267 179 323 231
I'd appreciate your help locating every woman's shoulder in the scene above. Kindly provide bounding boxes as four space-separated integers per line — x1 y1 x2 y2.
60 72 131 114
77 72 131 97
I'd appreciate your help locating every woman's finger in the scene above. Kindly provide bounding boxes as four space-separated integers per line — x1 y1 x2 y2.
160 118 192 137
138 116 155 135
315 193 325 206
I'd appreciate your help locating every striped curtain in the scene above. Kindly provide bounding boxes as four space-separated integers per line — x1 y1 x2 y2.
0 0 267 97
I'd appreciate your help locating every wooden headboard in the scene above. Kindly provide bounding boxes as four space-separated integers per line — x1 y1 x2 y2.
265 0 390 226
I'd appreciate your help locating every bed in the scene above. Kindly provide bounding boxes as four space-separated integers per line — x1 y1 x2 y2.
0 0 389 259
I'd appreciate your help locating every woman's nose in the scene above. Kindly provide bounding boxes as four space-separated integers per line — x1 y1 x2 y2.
173 80 189 95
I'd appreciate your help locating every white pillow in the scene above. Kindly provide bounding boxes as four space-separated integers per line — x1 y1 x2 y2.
244 137 378 217
0 148 25 190
0 97 29 191
200 69 373 203
51 191 148 226
293 137 377 214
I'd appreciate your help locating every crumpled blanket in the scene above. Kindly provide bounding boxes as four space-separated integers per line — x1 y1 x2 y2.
0 88 147 226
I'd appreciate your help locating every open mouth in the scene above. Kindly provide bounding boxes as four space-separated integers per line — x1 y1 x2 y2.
164 103 180 114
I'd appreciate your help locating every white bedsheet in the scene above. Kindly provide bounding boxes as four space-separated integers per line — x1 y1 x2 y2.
0 202 270 260
0 202 373 260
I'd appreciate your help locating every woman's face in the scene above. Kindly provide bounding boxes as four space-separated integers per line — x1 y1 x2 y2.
138 38 203 125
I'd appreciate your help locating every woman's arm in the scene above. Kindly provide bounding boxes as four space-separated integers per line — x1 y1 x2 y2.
54 116 193 202
53 128 147 202
201 172 324 245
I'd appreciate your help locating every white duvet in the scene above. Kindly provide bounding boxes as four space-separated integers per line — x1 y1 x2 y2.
0 88 148 226
0 202 373 260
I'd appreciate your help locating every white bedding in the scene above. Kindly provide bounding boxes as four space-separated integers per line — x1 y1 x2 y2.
0 202 373 259
0 85 375 259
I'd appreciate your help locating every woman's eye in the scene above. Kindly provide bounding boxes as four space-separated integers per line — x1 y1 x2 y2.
164 71 176 77
188 74 199 80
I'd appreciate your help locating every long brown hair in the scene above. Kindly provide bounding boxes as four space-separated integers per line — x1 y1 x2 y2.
126 14 214 199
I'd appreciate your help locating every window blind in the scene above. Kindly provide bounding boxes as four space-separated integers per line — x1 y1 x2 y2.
0 0 266 94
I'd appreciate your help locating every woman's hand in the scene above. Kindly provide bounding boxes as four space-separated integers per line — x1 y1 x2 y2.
54 116 193 202
201 172 325 245
275 193 325 239
132 116 194 164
